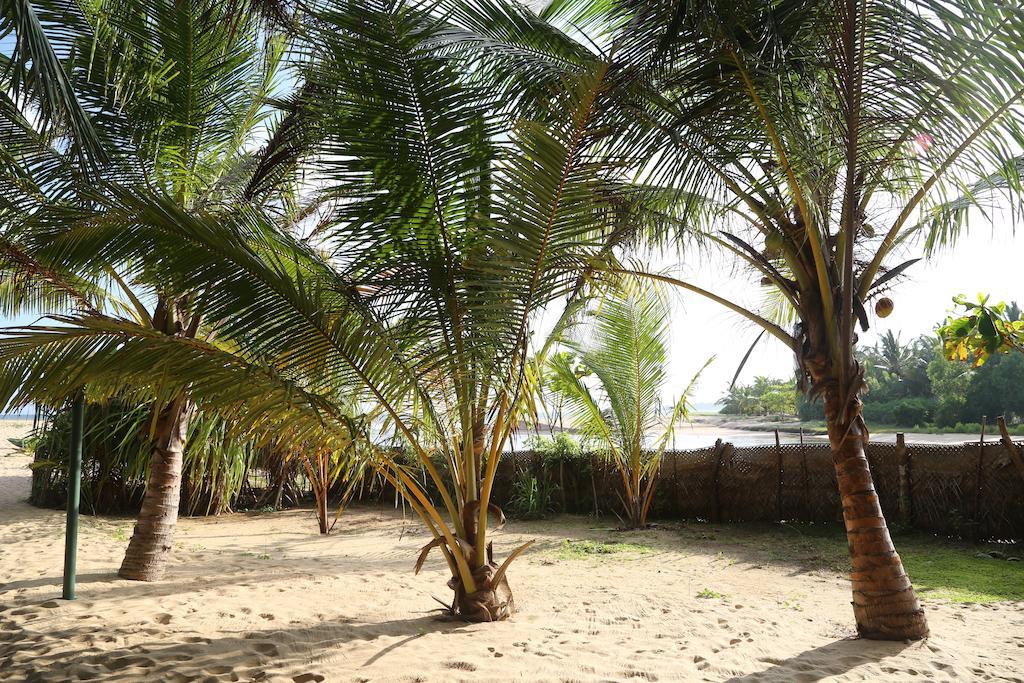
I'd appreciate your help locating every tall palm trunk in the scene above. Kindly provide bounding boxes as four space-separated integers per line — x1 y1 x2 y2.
118 397 192 581
822 384 928 640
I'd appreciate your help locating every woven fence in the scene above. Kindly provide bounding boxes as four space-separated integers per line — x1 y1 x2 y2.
474 435 1024 542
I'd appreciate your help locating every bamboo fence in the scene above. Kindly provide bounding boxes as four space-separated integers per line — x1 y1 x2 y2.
485 433 1024 542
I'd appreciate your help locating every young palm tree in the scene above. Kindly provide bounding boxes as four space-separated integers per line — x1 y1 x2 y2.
0 0 311 579
0 0 632 620
547 281 709 528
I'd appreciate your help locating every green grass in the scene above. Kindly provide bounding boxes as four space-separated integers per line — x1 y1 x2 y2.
899 543 1024 603
556 539 654 560
719 523 1024 604
696 587 724 599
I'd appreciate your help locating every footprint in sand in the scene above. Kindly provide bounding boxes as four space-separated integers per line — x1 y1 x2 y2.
104 655 156 671
292 674 326 683
252 642 279 657
444 661 478 671
155 613 172 625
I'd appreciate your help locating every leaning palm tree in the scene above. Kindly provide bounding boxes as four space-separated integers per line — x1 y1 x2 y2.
605 0 1024 639
0 0 630 621
547 280 709 528
453 0 1024 638
0 0 311 579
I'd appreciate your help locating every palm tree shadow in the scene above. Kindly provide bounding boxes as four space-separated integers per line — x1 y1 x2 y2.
1 612 473 681
725 637 913 682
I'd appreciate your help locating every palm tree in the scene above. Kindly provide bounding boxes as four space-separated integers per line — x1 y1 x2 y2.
0 0 631 621
547 281 709 528
0 0 312 579
602 1 1024 639
453 0 1024 638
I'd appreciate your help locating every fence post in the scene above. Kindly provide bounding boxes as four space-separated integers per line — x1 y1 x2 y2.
799 428 809 520
896 433 911 528
774 430 783 522
997 416 1024 485
710 439 724 522
973 416 987 541
672 451 679 517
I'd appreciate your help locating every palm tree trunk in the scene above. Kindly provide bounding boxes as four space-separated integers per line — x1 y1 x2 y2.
118 397 192 581
824 388 928 640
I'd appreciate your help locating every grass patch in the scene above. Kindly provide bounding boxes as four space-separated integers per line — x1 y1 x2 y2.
899 543 1024 603
710 523 1023 604
696 587 724 599
556 539 653 560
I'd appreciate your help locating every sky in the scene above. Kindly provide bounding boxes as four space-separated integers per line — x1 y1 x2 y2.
656 214 1023 404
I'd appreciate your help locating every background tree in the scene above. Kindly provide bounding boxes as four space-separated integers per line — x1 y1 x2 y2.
939 296 1024 366
718 376 797 417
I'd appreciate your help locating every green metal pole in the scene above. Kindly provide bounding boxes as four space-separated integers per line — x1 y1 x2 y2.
62 393 85 600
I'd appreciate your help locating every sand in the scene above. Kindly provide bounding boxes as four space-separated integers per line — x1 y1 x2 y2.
1 419 1022 682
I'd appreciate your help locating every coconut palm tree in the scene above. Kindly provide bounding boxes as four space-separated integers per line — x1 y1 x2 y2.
0 0 313 579
547 280 710 528
452 0 1024 639
0 0 633 621
601 0 1024 639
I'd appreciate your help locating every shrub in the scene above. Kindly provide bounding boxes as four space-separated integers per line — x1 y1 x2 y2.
507 470 558 520
862 397 935 427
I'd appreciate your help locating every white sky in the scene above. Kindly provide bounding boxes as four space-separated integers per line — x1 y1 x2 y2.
656 214 1023 404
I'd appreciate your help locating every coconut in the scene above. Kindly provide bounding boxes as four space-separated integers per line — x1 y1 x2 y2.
875 297 894 318
765 230 785 254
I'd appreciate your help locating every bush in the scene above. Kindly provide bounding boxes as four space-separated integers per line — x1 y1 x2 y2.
507 470 558 520
862 398 935 427
528 432 584 466
797 395 825 421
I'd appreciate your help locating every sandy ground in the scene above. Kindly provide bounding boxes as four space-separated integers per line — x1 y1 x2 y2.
1 420 1023 682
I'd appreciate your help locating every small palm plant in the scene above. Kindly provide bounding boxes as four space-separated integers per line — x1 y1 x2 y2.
547 281 710 528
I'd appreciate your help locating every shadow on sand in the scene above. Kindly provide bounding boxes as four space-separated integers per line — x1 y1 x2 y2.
725 637 913 682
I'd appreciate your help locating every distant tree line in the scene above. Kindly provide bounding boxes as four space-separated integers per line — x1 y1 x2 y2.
722 304 1024 430
718 377 798 417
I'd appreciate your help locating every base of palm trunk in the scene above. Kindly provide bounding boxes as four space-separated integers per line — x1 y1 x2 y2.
448 562 516 622
854 599 929 641
118 531 173 581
